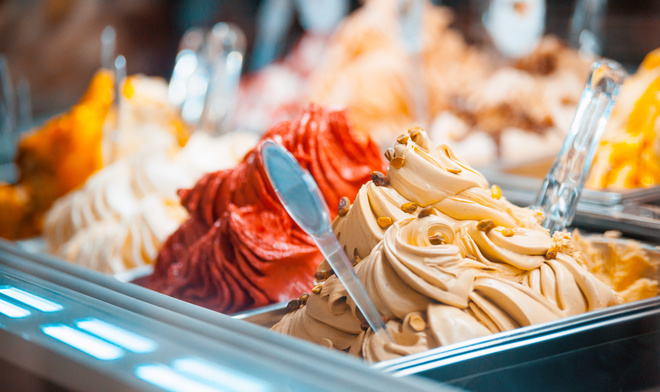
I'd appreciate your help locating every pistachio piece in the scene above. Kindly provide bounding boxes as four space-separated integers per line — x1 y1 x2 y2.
337 196 350 217
384 148 395 161
400 202 417 214
428 234 446 245
371 171 390 187
286 299 301 313
491 185 502 200
314 270 334 280
477 219 495 232
390 156 405 169
311 284 323 295
377 216 393 228
409 314 426 332
545 247 558 260
299 292 310 305
408 127 423 142
418 206 437 218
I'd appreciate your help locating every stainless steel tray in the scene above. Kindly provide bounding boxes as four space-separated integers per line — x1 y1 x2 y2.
480 157 660 206
480 158 660 242
239 237 660 390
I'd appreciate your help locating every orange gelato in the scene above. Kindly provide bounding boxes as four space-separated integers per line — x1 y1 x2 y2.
146 105 386 313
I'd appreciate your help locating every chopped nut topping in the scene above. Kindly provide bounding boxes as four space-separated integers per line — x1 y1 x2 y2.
400 202 417 214
491 185 502 200
447 167 462 174
360 321 370 331
338 197 350 217
418 206 437 218
314 270 334 280
409 127 422 143
397 134 409 144
371 171 390 187
545 247 558 259
501 228 514 237
391 156 405 169
352 256 361 266
384 148 395 161
409 314 426 332
299 293 310 305
311 284 323 294
286 299 301 313
428 234 446 245
377 216 393 228
477 219 495 232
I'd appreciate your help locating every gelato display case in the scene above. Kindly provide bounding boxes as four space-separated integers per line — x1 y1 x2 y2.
1 0 660 390
0 240 456 392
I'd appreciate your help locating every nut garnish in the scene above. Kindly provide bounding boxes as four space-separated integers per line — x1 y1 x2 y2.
384 148 395 161
311 284 323 294
501 228 514 237
428 234 446 245
447 167 462 174
408 127 423 143
391 156 405 169
286 299 301 313
337 196 350 217
409 314 426 332
477 219 495 232
314 270 334 280
418 206 437 218
400 202 417 214
360 321 370 331
299 293 310 305
397 134 409 144
377 216 393 228
352 256 361 266
545 247 558 260
371 171 390 187
491 185 502 200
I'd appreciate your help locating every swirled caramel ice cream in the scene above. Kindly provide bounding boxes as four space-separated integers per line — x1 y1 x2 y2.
273 128 620 361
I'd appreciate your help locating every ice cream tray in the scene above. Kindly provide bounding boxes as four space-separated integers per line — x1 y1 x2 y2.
235 237 660 391
479 157 660 242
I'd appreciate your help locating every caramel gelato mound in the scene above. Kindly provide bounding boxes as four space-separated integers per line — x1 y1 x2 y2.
273 129 619 361
572 230 659 303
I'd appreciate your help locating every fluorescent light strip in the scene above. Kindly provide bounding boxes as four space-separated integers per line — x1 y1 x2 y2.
135 364 225 392
173 358 271 392
0 287 63 312
0 298 31 319
41 324 124 361
76 319 157 353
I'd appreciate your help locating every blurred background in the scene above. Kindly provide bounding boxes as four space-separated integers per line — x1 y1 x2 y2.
0 0 658 118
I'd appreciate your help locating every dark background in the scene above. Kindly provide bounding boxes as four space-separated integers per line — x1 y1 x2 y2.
0 0 658 117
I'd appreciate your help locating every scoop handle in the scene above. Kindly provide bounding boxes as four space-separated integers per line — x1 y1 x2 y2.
533 59 627 233
314 231 392 342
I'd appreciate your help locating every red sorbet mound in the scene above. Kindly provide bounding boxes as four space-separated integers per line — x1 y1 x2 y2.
146 105 385 313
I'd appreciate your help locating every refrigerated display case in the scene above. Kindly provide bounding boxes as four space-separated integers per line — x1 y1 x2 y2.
0 239 459 392
3 234 660 392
